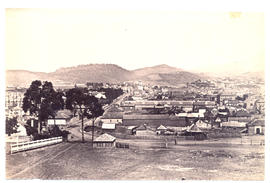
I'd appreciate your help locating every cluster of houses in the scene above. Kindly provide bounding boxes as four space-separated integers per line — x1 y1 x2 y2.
5 77 265 149
98 99 265 140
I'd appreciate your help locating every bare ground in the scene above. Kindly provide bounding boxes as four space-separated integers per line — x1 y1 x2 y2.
6 138 264 181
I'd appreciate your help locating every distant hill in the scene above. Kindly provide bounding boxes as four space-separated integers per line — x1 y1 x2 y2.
6 64 204 87
50 64 134 83
133 64 183 77
5 70 50 87
132 64 202 86
237 71 264 81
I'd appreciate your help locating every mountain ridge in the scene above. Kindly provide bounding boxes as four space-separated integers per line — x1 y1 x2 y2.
6 63 205 87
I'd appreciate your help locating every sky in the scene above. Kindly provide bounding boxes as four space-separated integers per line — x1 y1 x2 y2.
5 9 265 74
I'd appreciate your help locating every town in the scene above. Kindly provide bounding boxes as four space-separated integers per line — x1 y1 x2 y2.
4 6 267 181
5 75 265 180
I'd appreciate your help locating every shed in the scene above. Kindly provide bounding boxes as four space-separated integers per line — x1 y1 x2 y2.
184 124 207 140
93 133 116 148
156 125 167 135
247 119 265 135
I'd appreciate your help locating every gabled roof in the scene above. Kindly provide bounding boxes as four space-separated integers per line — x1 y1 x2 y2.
94 133 116 142
157 125 167 130
136 124 147 130
187 124 203 132
248 119 265 127
196 119 208 124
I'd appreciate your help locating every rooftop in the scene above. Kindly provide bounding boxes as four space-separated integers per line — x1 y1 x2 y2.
94 133 116 142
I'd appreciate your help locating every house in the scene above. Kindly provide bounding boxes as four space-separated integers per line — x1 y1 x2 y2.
212 117 223 128
195 119 211 129
100 106 123 124
156 125 167 135
93 133 116 148
247 119 265 135
184 123 207 140
47 109 73 126
135 124 156 136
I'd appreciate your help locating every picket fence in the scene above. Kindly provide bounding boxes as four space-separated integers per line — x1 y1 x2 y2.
10 136 63 154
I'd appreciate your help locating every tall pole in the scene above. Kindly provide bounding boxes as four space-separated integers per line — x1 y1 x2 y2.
81 110 84 143
92 119 94 148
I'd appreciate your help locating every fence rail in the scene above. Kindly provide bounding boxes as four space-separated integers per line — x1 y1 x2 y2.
10 136 63 154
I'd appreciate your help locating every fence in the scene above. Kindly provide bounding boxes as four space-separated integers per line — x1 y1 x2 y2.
10 136 63 154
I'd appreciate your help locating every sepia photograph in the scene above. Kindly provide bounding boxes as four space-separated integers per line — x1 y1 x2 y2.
1 0 268 182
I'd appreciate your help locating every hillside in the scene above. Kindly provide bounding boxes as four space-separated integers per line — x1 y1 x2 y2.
133 64 183 77
50 64 134 83
5 70 50 87
6 64 204 87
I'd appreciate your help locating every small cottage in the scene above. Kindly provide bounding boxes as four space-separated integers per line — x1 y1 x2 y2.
184 123 207 140
135 124 156 136
156 125 167 135
93 133 116 148
247 119 265 135
195 119 211 129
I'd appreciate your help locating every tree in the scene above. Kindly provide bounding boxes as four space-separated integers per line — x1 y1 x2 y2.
65 87 104 143
6 117 19 136
22 80 64 134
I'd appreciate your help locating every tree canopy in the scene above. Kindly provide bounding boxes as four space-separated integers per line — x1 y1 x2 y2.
22 80 65 122
6 117 19 136
65 87 104 119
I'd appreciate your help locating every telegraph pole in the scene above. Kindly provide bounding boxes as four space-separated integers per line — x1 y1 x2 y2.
81 111 84 142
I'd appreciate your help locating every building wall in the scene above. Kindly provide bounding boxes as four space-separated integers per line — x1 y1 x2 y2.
248 126 265 135
93 141 115 148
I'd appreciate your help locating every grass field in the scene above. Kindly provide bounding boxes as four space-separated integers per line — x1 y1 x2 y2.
6 137 264 181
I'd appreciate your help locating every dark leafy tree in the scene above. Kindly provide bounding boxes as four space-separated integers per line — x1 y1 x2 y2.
65 87 104 143
22 80 65 133
6 117 19 136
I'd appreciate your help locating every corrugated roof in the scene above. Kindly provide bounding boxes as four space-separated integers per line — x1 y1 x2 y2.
94 133 116 142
